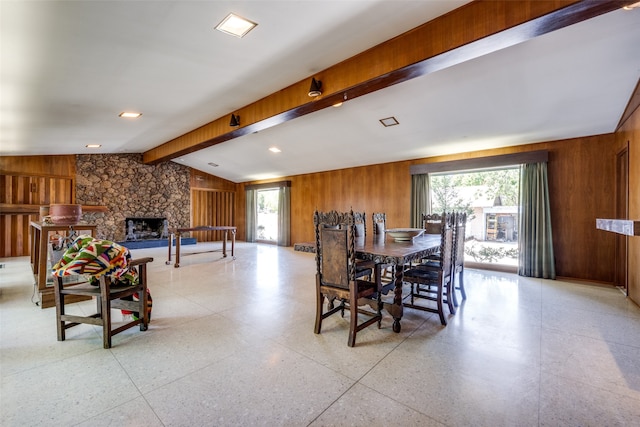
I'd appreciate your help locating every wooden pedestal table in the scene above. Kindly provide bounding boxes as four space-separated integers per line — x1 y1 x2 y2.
166 226 237 268
29 221 98 308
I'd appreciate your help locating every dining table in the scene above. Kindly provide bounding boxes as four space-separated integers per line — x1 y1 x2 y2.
355 233 441 333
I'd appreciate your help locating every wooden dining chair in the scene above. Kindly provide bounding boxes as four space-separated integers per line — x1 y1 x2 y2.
452 211 468 304
353 210 367 238
423 212 444 235
53 257 153 348
372 212 395 283
403 213 455 325
415 212 446 266
372 212 386 236
351 210 376 279
314 210 382 347
418 211 467 307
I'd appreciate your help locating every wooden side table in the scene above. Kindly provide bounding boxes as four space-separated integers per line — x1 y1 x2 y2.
166 225 236 267
29 221 98 308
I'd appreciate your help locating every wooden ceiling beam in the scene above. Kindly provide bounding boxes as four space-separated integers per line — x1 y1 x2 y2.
143 0 629 165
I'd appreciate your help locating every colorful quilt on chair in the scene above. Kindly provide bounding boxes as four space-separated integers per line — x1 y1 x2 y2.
52 235 137 284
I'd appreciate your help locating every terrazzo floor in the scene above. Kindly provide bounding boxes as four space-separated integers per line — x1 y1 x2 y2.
1 242 640 426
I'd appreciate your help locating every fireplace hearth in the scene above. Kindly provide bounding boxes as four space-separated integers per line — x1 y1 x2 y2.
118 217 196 250
125 217 168 241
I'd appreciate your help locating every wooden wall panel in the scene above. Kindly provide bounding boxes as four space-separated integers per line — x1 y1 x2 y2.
190 189 235 242
544 135 617 281
0 155 76 177
190 169 237 192
0 173 74 257
0 155 76 257
189 168 238 242
617 93 640 306
0 175 74 207
0 214 36 256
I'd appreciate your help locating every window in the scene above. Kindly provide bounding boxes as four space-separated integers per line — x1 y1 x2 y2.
430 167 519 269
245 180 291 246
256 188 279 243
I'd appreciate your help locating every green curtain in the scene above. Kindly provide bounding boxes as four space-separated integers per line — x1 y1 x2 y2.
245 189 256 243
518 162 555 279
410 174 431 228
277 185 291 246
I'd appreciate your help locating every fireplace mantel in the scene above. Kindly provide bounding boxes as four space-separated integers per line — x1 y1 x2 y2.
596 219 640 237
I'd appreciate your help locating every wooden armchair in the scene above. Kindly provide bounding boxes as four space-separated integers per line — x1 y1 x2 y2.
314 210 382 347
53 257 153 348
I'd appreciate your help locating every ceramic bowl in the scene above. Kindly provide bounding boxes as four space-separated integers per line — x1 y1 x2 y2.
49 204 83 225
385 228 425 241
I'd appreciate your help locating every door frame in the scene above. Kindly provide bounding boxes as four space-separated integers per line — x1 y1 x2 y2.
615 144 629 294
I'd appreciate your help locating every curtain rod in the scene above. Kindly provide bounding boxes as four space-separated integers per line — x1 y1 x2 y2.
410 150 548 175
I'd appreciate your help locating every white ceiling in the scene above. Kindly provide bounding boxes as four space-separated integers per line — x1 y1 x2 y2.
2 1 639 183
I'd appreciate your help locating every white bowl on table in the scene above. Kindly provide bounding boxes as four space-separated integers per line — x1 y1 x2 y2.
385 228 425 241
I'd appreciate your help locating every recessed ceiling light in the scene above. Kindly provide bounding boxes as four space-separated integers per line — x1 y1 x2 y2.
623 1 640 10
215 13 257 38
207 162 219 167
379 117 399 127
119 112 142 118
85 144 101 148
269 147 281 153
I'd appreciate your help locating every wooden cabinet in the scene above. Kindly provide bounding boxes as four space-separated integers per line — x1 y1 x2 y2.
30 221 97 308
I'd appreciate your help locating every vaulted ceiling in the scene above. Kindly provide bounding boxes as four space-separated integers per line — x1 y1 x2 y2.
2 1 639 182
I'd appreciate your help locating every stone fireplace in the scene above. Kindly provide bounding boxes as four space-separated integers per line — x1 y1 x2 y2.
75 153 191 242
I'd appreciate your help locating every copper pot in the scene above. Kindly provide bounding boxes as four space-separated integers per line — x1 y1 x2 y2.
49 204 83 225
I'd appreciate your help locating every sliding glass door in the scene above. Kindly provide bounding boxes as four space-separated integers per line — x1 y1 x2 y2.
256 188 279 243
430 167 520 270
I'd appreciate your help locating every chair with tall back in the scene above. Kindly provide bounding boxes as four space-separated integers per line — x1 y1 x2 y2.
314 210 382 347
403 212 455 325
353 210 367 238
352 210 376 279
414 212 445 266
418 211 467 307
372 212 394 283
452 211 468 304
423 212 444 235
372 212 386 237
